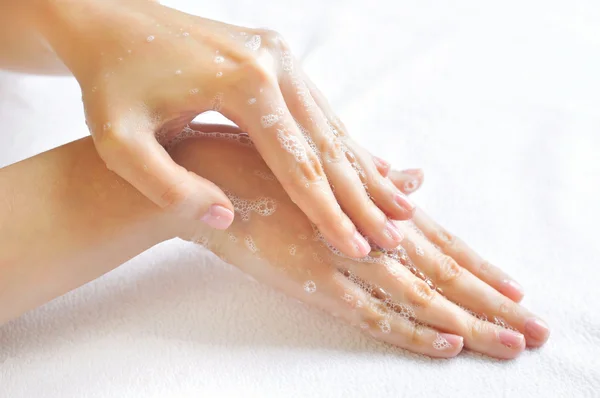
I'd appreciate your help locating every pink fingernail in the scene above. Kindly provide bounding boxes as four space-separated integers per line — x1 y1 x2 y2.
385 220 404 243
403 179 421 194
401 168 423 176
499 329 525 349
352 231 371 257
501 279 525 300
394 192 416 214
524 318 550 343
373 156 391 175
200 205 235 230
439 333 464 349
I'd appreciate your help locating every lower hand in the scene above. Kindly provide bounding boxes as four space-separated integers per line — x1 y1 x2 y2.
168 125 549 359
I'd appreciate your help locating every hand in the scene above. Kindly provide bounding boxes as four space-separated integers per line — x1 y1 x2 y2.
168 126 549 359
35 0 415 257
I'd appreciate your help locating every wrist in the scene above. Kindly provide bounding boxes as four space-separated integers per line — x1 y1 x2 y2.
29 0 129 83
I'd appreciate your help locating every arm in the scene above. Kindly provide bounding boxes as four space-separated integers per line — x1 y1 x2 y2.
0 137 172 323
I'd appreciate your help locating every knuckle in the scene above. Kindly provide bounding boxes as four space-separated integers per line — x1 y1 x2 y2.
254 29 294 74
281 157 326 190
479 260 496 276
241 57 277 86
497 299 518 317
436 254 463 284
467 318 489 340
409 279 435 307
328 115 348 138
362 301 388 323
259 29 289 50
94 125 124 148
406 321 426 346
435 228 457 252
159 177 190 212
318 134 344 162
94 131 128 171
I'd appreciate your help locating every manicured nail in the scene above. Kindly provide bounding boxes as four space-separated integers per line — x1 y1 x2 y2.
524 318 550 343
501 279 525 300
385 220 404 243
400 168 423 176
352 230 371 257
200 205 235 230
394 192 416 214
373 156 391 176
499 329 525 349
439 333 464 349
403 178 422 194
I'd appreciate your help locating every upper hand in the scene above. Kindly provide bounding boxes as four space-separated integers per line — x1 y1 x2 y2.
42 0 414 257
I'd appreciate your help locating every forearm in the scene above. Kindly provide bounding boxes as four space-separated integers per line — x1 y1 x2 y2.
0 137 171 324
0 130 311 325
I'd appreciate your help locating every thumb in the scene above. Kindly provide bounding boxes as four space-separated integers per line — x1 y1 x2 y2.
94 126 234 230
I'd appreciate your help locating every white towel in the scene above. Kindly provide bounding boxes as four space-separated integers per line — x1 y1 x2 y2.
1 1 599 396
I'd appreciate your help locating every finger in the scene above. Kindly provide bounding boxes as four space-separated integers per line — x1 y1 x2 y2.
224 87 371 258
301 71 349 139
342 256 527 359
398 223 550 348
408 208 525 302
389 169 425 195
329 271 464 358
299 71 416 220
373 156 392 178
277 74 407 250
343 140 417 219
94 123 234 229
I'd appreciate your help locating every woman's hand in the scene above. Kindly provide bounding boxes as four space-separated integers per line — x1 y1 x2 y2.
29 0 414 258
168 126 549 359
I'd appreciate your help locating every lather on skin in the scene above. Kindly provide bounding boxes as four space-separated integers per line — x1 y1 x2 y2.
0 124 549 359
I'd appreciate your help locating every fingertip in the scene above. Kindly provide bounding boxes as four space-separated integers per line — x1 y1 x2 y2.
200 204 235 230
436 333 464 358
524 318 550 348
392 192 417 219
351 230 371 257
373 156 391 177
388 169 424 195
500 279 525 302
400 168 424 178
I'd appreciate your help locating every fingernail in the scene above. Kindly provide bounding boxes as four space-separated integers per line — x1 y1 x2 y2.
524 318 550 343
352 230 371 257
501 279 525 300
200 205 235 230
373 156 391 175
394 192 416 214
439 333 464 349
401 168 423 176
403 178 422 194
385 220 404 243
499 329 525 349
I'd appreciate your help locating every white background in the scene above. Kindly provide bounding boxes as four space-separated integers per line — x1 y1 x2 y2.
1 0 599 396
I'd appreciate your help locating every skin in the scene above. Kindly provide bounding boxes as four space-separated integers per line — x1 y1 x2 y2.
0 0 416 258
0 125 550 359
